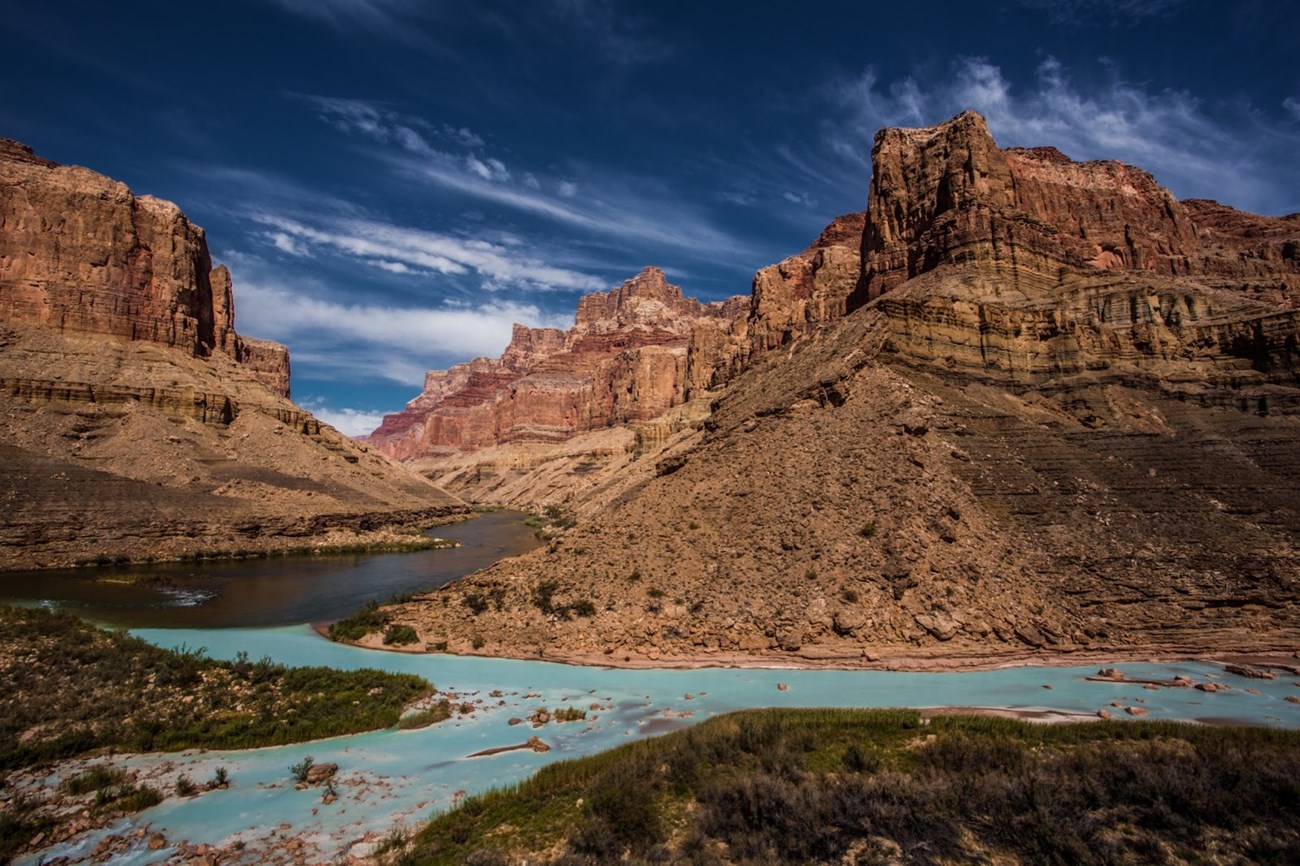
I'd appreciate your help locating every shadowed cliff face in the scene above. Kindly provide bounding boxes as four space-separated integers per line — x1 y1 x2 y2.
0 138 289 396
368 266 749 461
386 112 1300 667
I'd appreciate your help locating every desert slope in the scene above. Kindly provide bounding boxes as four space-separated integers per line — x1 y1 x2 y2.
382 112 1300 667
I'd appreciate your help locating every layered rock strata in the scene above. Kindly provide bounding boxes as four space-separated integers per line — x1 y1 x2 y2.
0 140 466 569
383 111 1300 668
369 267 748 462
0 138 290 395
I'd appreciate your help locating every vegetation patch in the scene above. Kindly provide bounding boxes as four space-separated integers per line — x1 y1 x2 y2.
524 506 576 541
394 708 1300 866
0 605 433 771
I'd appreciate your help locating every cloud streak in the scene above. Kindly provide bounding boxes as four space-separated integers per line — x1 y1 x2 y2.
254 213 606 291
306 96 762 263
235 274 572 382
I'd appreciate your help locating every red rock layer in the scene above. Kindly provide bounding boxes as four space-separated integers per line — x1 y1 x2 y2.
369 267 748 459
0 138 290 396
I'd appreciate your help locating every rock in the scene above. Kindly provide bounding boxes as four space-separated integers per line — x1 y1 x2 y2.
369 267 749 460
526 736 550 753
508 717 523 726
0 139 288 395
1126 706 1148 716
776 683 788 692
303 762 338 785
1097 709 1114 720
1224 664 1276 680
832 607 868 636
1285 695 1300 704
147 833 167 851
915 613 960 641
1097 668 1125 681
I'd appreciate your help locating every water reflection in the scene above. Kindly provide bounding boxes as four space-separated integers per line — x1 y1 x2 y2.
0 510 540 628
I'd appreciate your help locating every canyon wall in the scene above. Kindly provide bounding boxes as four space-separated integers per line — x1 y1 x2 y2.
369 266 748 461
385 111 1300 668
0 139 465 569
0 138 290 396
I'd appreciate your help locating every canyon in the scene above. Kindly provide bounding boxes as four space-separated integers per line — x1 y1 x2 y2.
378 111 1300 668
0 139 465 570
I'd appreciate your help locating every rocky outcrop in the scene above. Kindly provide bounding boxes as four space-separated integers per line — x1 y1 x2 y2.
746 212 866 354
846 113 1300 397
0 139 290 397
0 140 467 569
384 111 1300 669
370 267 747 460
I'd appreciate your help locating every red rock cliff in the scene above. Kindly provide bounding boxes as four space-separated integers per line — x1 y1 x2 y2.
847 112 1299 389
0 138 291 396
369 267 747 460
854 111 1298 307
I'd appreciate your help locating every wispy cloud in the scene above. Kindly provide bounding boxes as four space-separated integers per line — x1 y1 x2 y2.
549 0 674 65
268 0 446 50
253 213 605 291
233 272 572 385
306 95 761 262
1016 0 1191 25
827 56 1300 215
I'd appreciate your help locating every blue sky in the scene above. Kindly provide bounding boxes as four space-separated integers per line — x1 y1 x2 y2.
3 1 1298 435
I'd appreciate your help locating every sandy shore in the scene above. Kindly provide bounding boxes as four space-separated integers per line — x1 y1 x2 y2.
318 625 1300 675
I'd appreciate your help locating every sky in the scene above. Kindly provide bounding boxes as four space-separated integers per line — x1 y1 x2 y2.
3 0 1298 435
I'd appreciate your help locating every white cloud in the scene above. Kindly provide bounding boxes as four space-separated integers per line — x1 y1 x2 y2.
830 56 1300 216
236 277 572 383
305 404 390 437
1285 97 1300 121
269 232 308 256
255 213 606 291
782 191 814 207
305 95 760 262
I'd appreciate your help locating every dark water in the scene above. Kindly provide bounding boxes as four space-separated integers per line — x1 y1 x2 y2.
0 510 541 628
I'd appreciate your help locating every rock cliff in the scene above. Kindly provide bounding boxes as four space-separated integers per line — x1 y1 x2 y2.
384 111 1300 669
0 140 466 569
0 138 290 396
369 266 748 462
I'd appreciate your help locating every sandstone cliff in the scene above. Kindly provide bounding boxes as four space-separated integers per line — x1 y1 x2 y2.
369 268 752 508
0 139 290 396
0 140 466 569
384 111 1300 668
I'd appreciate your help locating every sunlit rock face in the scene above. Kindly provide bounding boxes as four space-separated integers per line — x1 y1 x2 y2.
0 138 290 396
368 266 748 460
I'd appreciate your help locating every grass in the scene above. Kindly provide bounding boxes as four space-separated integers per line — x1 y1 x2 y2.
393 708 1300 866
0 605 434 771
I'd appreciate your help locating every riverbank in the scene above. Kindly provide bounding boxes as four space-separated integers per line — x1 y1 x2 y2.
0 504 474 572
326 627 1300 676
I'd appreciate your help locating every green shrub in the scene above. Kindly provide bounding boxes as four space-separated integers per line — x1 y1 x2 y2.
61 765 126 795
383 625 418 646
289 756 314 783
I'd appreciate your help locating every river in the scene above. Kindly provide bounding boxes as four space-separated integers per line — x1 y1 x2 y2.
7 511 1300 864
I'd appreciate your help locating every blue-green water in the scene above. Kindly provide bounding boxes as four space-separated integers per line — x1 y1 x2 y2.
9 512 1299 864
20 624 1300 864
